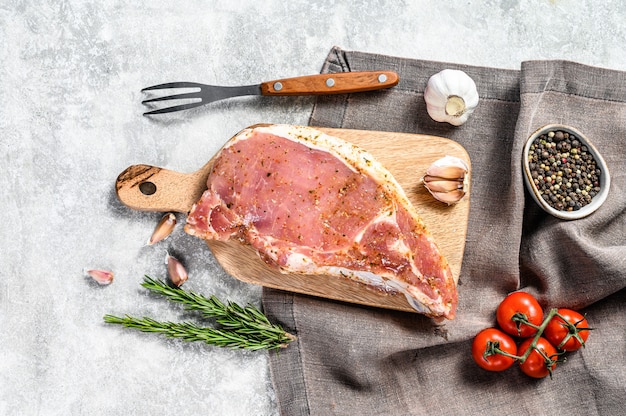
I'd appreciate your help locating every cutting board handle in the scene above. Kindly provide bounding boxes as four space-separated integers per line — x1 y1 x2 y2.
115 163 211 213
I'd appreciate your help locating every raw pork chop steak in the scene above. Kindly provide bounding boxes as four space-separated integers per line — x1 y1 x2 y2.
185 125 457 319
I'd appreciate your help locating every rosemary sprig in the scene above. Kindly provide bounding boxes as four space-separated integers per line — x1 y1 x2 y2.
140 276 285 338
103 315 289 350
104 276 296 351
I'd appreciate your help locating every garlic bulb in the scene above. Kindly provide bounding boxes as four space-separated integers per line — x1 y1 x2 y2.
422 156 469 205
424 69 479 126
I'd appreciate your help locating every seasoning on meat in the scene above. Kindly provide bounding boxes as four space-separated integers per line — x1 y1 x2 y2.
185 125 458 319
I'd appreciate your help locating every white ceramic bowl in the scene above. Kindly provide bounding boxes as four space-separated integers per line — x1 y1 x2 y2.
522 124 610 220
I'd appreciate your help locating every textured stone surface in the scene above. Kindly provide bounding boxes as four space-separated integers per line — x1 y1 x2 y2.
1 1 626 415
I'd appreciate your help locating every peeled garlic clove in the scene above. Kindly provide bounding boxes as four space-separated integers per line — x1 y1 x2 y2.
422 156 469 205
85 269 114 285
147 213 176 245
166 252 188 287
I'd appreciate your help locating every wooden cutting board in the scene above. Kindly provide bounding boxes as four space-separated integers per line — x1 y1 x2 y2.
116 125 471 312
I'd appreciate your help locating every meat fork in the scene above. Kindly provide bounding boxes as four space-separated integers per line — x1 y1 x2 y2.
141 71 399 115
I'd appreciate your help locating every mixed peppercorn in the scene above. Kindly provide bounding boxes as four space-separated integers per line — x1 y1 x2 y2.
527 129 602 212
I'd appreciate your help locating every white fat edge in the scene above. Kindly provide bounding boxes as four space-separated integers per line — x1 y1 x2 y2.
282 252 319 273
282 252 442 316
253 232 443 315
246 231 280 263
282 253 399 292
223 125 256 147
385 279 443 316
326 267 397 293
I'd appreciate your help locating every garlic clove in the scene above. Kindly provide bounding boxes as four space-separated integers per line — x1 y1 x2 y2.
147 213 176 245
85 269 114 285
424 165 467 180
429 190 466 205
422 156 469 205
425 155 469 177
422 179 463 193
166 252 188 287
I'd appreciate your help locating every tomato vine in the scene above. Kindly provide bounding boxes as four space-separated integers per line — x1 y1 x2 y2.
472 293 591 379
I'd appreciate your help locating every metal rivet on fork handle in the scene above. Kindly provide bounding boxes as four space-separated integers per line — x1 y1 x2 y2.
378 74 387 83
325 78 335 87
273 82 283 91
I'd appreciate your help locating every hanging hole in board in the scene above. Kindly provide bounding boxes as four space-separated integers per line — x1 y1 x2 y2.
139 181 157 195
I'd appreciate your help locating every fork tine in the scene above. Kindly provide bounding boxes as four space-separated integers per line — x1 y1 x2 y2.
142 101 206 116
142 92 202 104
141 82 205 92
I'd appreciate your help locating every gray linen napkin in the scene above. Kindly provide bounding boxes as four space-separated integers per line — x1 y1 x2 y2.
263 47 626 416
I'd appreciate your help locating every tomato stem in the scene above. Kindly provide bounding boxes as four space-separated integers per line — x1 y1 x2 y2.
484 340 519 360
511 312 541 332
533 344 564 379
553 311 593 350
516 308 558 363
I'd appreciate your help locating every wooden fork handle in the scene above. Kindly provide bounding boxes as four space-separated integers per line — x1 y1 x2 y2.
115 163 212 213
261 70 399 96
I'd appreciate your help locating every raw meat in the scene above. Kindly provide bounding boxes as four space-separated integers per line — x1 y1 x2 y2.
185 125 457 319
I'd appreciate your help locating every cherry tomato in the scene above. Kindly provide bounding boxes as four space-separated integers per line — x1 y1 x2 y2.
496 292 544 337
544 308 590 352
518 337 559 378
472 328 518 372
